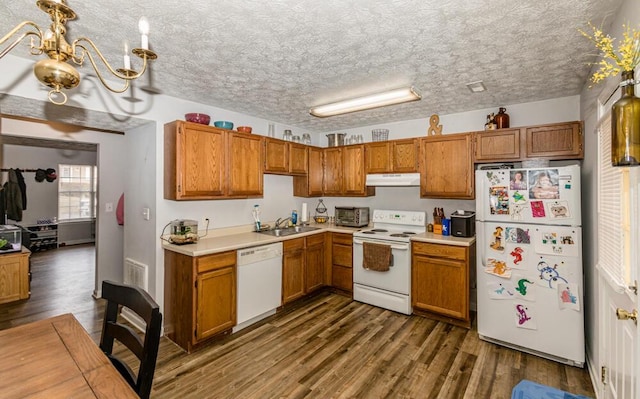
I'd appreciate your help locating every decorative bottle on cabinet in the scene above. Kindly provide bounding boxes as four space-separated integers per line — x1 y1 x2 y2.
494 107 510 129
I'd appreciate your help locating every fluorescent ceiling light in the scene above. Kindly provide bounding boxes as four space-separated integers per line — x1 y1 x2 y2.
310 87 421 117
466 81 487 93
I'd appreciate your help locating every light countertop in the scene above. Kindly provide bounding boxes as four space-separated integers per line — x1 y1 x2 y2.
163 224 475 257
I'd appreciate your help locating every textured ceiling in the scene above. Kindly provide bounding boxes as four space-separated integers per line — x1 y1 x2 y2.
3 0 624 132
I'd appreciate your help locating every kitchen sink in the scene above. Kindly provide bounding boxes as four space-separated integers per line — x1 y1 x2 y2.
258 225 321 237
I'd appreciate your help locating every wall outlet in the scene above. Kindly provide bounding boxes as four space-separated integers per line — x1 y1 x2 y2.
105 202 113 212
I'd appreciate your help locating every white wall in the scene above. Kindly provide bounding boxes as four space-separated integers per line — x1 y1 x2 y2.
2 144 96 225
579 0 639 393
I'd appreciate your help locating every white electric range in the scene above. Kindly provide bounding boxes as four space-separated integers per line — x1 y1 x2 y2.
352 209 426 314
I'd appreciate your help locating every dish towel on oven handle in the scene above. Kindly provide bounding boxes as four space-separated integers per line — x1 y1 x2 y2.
363 242 393 272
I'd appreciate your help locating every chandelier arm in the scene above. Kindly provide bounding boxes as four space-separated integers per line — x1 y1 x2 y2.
0 21 43 58
75 44 131 93
72 37 148 81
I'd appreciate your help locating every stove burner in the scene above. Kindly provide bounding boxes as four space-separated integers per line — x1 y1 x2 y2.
362 231 377 234
402 232 416 235
390 233 410 238
371 229 388 232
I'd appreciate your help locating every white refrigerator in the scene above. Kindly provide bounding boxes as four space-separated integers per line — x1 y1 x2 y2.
475 164 584 367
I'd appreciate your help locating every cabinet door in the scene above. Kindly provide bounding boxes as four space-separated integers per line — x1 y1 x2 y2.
323 148 343 195
195 266 236 341
289 143 308 175
392 139 419 172
420 134 474 199
293 147 323 197
227 132 264 197
412 254 468 320
525 121 583 159
283 238 305 304
264 138 289 174
365 142 392 173
342 145 373 196
0 252 29 304
331 234 353 293
474 129 521 162
165 121 226 199
305 235 325 293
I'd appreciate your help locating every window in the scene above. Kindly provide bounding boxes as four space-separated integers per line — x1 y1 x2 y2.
58 164 97 221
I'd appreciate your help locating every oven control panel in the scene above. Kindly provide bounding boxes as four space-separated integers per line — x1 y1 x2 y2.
371 210 425 226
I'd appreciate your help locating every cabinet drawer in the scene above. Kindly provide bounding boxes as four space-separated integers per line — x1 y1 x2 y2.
306 233 324 247
332 244 352 267
412 242 466 261
197 251 236 274
332 233 353 245
284 237 305 252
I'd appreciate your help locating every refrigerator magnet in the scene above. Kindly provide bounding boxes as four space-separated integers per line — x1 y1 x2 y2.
489 186 510 215
558 283 580 311
515 303 537 330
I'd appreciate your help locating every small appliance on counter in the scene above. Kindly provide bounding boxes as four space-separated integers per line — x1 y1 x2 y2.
169 219 199 245
0 225 22 253
450 210 476 237
335 206 369 227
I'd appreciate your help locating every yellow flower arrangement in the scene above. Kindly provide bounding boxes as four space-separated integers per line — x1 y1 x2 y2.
580 22 640 84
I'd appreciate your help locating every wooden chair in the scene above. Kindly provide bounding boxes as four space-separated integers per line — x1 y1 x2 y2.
100 280 162 399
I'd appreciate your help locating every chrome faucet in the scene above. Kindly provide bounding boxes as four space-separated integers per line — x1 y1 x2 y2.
274 217 292 229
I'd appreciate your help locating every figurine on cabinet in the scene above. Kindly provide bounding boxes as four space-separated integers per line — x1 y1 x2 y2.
485 113 497 130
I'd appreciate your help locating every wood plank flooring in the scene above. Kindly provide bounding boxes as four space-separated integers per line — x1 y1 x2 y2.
0 245 596 398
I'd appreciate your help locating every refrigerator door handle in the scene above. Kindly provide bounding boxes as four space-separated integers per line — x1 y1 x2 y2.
476 221 486 266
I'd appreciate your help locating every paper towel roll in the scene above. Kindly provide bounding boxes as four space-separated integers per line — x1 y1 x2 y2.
301 202 308 222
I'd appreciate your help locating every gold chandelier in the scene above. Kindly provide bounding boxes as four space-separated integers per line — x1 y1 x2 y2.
0 0 157 105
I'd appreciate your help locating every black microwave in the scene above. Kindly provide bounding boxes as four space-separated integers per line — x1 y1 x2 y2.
334 207 369 227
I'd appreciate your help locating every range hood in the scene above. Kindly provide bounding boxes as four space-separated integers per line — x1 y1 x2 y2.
365 173 421 187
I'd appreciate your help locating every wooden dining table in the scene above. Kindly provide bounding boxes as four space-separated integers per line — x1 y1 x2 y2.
0 313 138 398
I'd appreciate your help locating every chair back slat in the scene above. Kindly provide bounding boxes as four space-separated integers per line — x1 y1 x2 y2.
100 280 162 399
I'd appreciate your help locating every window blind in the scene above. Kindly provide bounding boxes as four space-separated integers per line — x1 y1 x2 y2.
596 112 627 292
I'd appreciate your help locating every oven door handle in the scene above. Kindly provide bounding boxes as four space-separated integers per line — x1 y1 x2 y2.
353 237 410 251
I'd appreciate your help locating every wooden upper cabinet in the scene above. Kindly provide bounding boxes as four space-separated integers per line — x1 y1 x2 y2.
392 138 419 172
323 147 343 195
420 134 474 199
474 129 521 162
289 143 308 175
293 146 323 197
342 144 374 196
264 138 308 175
365 139 419 173
263 138 289 174
525 121 583 159
473 121 584 163
227 132 263 197
365 142 392 173
164 121 226 200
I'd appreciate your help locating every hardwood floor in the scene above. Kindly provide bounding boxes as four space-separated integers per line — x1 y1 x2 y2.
0 245 596 398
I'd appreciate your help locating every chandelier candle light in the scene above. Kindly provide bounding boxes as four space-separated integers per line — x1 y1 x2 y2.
0 0 157 105
581 22 640 167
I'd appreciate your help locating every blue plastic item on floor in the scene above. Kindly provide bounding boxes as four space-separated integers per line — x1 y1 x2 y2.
511 380 592 399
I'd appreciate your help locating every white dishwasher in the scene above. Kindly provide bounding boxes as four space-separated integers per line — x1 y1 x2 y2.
233 242 283 333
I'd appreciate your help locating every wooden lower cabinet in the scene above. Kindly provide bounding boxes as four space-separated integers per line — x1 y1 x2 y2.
330 233 353 295
0 248 30 304
164 249 236 353
411 242 475 328
282 234 327 304
282 238 305 304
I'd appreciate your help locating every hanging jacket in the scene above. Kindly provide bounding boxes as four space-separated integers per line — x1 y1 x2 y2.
15 168 27 210
3 169 23 222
